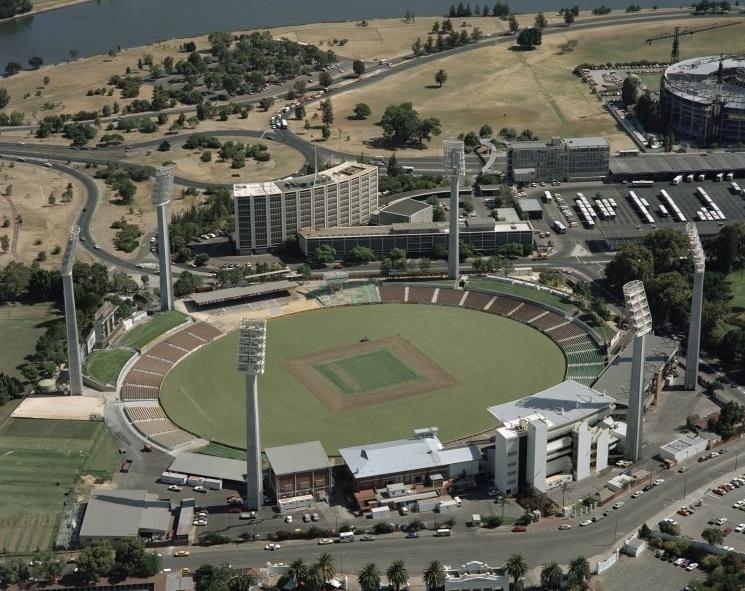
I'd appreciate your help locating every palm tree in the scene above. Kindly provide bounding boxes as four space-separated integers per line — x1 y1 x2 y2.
504 554 527 591
288 559 308 587
422 561 445 591
316 553 336 583
305 564 325 591
567 556 591 588
540 562 563 591
358 563 381 591
229 574 255 591
386 560 408 591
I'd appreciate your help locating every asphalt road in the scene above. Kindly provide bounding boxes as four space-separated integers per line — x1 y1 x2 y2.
162 441 745 573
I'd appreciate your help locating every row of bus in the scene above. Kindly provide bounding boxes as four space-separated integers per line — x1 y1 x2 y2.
694 186 726 222
628 190 655 224
575 193 598 228
671 172 736 185
659 190 687 222
731 181 743 196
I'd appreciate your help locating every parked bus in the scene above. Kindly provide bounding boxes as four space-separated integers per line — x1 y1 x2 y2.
631 180 654 187
552 220 567 234
339 532 354 543
726 172 735 181
543 190 553 203
618 149 640 157
671 175 683 185
657 204 669 217
686 174 694 183
715 172 724 182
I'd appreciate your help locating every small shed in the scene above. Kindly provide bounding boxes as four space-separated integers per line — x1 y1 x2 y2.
622 537 647 557
516 198 544 219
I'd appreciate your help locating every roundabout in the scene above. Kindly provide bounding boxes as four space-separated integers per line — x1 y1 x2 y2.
159 303 567 453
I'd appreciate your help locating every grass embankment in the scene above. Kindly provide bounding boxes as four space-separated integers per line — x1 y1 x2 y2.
0 303 60 379
161 304 566 453
115 310 186 350
0 418 119 553
469 278 575 313
84 348 134 385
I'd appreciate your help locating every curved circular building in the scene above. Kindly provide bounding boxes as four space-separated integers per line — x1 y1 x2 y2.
660 54 745 146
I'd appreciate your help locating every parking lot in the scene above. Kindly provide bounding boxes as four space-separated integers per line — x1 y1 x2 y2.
597 553 704 591
664 466 745 555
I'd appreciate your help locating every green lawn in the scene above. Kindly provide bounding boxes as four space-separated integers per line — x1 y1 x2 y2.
84 348 134 385
315 349 419 395
115 311 186 350
0 303 60 379
161 304 566 453
0 418 118 554
727 271 745 310
469 279 576 313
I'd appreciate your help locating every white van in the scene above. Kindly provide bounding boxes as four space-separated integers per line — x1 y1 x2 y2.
453 496 462 507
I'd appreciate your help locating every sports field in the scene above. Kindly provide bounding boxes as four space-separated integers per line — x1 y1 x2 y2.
160 304 566 452
0 417 120 554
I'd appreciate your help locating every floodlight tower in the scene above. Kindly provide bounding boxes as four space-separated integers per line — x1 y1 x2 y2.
61 226 83 395
237 319 267 511
685 222 705 391
151 165 175 311
623 280 653 462
444 140 466 281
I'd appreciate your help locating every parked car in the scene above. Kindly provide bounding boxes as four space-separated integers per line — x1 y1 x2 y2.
174 550 190 557
406 532 420 539
360 535 376 541
318 538 334 545
686 563 699 571
285 515 293 523
579 519 592 527
632 491 644 498
264 543 281 551
559 524 572 530
612 502 625 510
167 485 183 492
511 526 527 533
678 466 689 473
193 485 207 493
311 513 320 521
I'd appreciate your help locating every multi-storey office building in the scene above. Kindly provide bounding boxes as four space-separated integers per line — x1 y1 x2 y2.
507 137 610 183
233 162 378 253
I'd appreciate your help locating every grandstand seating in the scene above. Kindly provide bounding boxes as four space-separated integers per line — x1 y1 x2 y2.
151 429 194 450
437 288 466 306
462 292 493 311
379 285 406 303
186 322 222 342
123 370 164 388
530 312 566 332
484 296 519 316
168 331 207 351
509 303 544 323
121 385 159 401
407 286 436 304
147 342 188 363
124 406 167 422
131 355 173 375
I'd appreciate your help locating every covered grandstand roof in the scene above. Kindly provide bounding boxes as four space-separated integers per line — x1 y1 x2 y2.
592 335 679 406
189 281 297 306
265 441 329 475
340 434 480 480
168 452 245 482
487 379 614 431
610 152 745 176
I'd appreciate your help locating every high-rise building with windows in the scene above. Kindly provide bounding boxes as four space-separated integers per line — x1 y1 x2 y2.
507 137 610 183
233 162 378 253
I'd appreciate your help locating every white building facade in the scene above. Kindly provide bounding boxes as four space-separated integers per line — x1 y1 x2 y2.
489 380 620 494
507 136 610 183
444 561 511 591
234 161 378 253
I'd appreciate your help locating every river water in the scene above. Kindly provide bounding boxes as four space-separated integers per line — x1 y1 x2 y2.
0 0 683 66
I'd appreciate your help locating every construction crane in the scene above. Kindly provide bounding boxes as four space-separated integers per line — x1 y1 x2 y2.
645 21 742 63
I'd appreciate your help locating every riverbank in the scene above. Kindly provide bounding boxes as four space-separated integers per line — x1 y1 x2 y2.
0 0 92 23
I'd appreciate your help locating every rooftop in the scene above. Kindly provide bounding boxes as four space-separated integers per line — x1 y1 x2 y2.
188 281 297 306
660 434 708 454
79 489 171 538
339 433 480 480
510 137 609 150
380 198 433 217
168 452 246 482
299 221 532 239
265 441 330 475
234 161 376 197
487 379 615 431
610 152 745 176
516 198 543 212
593 335 679 406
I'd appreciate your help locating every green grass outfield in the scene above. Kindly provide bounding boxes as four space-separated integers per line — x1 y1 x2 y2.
84 348 134 385
0 303 60 379
161 304 566 453
315 349 419 395
115 310 186 350
0 418 119 554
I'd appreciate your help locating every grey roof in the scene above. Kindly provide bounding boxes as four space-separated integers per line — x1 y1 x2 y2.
381 198 432 217
565 137 610 148
660 435 708 455
592 335 679 406
80 489 171 538
265 441 329 475
487 380 615 430
610 152 745 176
176 498 194 537
169 452 246 482
516 198 543 212
299 221 531 239
340 435 480 480
189 281 297 306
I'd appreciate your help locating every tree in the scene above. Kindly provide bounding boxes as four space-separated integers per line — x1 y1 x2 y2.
158 140 171 152
0 234 9 252
319 70 333 87
320 98 334 125
28 56 43 70
195 253 210 266
508 13 519 33
316 553 335 582
295 104 306 120
642 228 688 273
605 243 654 291
648 271 691 327
321 125 331 140
353 103 372 120
566 556 590 589
517 27 542 49
422 561 445 591
194 564 234 591
229 575 255 591
305 564 325 591
114 538 160 577
358 563 381 591
386 560 408 591
346 245 376 264
0 88 9 109
48 194 56 206
505 553 527 590
702 527 725 545
352 59 366 77
540 563 563 591
310 244 336 266
77 540 115 581
564 10 576 24
258 97 274 111
463 197 475 214
419 257 432 272
5 61 22 76
621 76 639 106
288 558 308 586
479 124 493 138
435 69 448 88
534 11 547 28
174 271 203 296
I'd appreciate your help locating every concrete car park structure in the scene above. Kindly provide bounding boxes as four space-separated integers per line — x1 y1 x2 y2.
233 161 378 253
488 380 620 495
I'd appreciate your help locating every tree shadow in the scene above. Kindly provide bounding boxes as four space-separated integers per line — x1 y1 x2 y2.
424 84 442 89
508 45 537 52
365 136 428 151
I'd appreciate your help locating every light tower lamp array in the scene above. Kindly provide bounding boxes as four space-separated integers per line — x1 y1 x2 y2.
151 165 175 311
444 140 466 282
685 222 705 391
61 225 83 395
